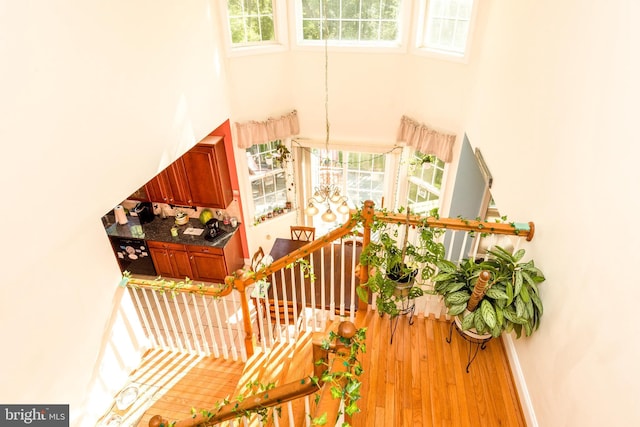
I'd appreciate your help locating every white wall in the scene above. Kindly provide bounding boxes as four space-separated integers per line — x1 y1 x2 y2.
0 1 231 425
464 1 640 425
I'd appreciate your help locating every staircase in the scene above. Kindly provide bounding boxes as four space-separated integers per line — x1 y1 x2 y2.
228 330 317 427
147 321 346 427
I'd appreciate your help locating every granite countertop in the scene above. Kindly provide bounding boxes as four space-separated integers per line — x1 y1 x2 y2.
105 215 239 248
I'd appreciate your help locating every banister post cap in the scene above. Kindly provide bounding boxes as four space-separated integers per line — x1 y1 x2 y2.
149 415 167 427
338 321 356 339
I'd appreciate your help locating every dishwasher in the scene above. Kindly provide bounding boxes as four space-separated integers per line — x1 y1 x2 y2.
109 236 157 276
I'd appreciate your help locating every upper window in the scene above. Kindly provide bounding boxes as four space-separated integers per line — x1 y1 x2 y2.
418 0 475 58
299 0 403 45
227 0 276 46
406 151 446 215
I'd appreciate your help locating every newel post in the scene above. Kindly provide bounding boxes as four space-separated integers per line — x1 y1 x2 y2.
358 200 375 312
312 321 357 425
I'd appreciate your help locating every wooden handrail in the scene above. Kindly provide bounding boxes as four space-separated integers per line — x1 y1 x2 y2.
149 321 357 427
125 277 232 298
239 216 360 288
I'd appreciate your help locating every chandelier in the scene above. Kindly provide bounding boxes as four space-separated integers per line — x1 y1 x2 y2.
305 181 350 222
304 7 349 223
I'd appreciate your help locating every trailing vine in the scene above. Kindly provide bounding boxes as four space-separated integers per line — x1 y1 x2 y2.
121 271 229 298
310 326 367 426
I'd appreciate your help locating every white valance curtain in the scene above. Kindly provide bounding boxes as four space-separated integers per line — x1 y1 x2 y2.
235 110 300 149
396 115 456 163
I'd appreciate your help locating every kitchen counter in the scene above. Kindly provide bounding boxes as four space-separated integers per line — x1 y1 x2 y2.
105 215 240 248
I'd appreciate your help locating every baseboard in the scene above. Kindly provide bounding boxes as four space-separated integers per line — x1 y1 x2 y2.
502 334 538 427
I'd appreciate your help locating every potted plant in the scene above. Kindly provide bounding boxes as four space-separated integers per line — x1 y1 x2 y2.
433 246 546 339
357 207 445 317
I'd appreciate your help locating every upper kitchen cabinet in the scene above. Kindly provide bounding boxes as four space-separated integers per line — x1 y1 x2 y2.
183 139 233 209
144 160 192 206
142 136 233 209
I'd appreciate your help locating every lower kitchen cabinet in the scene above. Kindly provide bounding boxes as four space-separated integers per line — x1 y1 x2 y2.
147 232 243 283
189 246 227 283
147 241 193 279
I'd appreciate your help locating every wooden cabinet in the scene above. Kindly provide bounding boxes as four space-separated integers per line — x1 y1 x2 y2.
142 137 232 209
188 246 227 283
144 161 192 205
148 232 243 283
182 141 233 208
148 241 194 279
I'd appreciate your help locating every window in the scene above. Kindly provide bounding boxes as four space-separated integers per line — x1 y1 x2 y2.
419 0 475 57
310 148 388 209
406 151 446 214
299 0 403 44
227 0 276 46
247 141 290 217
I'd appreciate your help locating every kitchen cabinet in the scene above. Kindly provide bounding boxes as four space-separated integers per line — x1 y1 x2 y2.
182 141 233 208
144 161 192 206
147 232 243 283
188 231 243 283
141 137 232 209
188 246 227 283
147 241 193 279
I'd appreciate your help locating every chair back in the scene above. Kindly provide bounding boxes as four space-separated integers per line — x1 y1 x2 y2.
290 226 315 241
250 247 265 271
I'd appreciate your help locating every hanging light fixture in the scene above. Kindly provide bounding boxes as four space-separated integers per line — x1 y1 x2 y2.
305 5 350 222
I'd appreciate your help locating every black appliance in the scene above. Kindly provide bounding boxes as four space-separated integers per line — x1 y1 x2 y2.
109 236 157 276
132 202 154 224
204 218 222 241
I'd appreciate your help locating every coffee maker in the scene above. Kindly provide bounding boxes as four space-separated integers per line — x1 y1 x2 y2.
204 218 221 241
132 202 154 224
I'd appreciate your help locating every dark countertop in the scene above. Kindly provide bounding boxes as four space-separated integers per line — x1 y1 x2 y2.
105 215 239 248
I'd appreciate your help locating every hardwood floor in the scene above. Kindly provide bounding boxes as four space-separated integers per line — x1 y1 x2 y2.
353 310 526 427
109 310 525 426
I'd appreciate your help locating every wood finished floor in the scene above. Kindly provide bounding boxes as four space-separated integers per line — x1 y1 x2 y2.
113 310 524 426
352 310 525 427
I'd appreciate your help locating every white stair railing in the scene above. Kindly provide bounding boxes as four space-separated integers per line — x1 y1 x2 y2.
125 282 247 362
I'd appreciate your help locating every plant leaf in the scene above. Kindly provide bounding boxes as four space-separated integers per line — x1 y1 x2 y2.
436 260 458 273
512 248 525 262
312 412 328 425
473 309 487 334
448 303 467 316
445 281 467 293
530 291 544 316
485 287 508 300
356 286 369 303
461 311 475 330
519 284 530 303
513 270 523 296
515 296 525 318
480 299 497 329
445 291 471 306
494 305 504 327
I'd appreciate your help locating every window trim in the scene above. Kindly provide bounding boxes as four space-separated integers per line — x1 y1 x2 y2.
410 0 479 63
219 0 290 57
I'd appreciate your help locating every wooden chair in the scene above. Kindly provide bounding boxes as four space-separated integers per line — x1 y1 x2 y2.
290 226 315 241
250 246 265 271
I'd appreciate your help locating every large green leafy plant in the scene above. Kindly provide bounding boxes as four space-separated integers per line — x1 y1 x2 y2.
433 246 546 338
